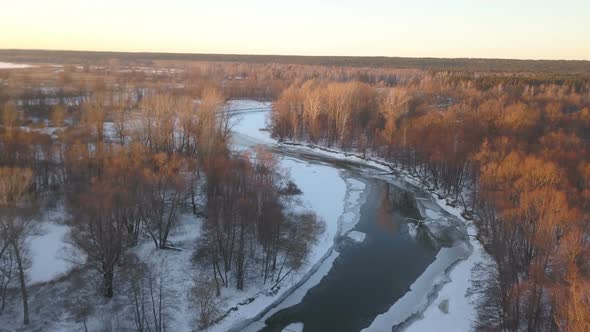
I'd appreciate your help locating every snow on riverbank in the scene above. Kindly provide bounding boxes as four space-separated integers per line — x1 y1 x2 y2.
281 156 346 261
0 62 32 69
211 100 369 331
208 153 351 331
260 250 340 320
405 225 483 331
362 243 470 331
272 140 487 332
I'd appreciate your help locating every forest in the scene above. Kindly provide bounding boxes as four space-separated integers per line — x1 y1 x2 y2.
0 53 589 331
271 74 590 331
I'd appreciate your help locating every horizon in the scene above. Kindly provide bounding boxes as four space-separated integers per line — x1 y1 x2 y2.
1 0 589 61
2 48 589 63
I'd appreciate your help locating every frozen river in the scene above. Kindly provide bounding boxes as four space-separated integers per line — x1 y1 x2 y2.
228 100 472 332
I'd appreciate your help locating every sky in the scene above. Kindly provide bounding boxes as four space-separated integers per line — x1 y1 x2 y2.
0 0 589 60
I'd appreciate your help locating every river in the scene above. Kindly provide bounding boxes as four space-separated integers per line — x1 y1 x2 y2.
227 100 471 332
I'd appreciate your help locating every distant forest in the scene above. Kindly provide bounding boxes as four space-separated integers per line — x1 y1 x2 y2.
1 49 590 74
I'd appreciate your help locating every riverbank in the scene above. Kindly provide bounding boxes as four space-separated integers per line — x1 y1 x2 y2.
224 100 486 331
277 140 488 331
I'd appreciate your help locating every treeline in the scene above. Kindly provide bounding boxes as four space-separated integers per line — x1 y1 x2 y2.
3 49 590 73
197 147 323 293
3 57 589 110
272 78 590 331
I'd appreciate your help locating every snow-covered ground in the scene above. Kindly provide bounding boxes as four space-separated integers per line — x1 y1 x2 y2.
130 212 201 332
0 62 32 69
28 204 76 285
404 205 486 331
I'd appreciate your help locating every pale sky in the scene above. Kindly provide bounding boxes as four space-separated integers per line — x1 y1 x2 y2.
1 0 589 60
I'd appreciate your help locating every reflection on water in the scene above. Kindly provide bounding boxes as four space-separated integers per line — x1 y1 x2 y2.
376 183 397 235
259 178 436 332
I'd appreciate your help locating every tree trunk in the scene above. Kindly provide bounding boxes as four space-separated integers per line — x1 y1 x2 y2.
13 241 29 325
103 270 114 298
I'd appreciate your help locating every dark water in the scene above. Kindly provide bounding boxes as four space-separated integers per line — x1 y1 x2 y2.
258 175 437 332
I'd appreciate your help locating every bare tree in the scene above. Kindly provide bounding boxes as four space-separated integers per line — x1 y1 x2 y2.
126 256 175 332
140 153 188 249
0 167 37 325
68 180 130 298
188 273 225 330
82 93 107 143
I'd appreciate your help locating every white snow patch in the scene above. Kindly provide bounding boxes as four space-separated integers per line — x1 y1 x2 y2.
282 322 304 332
0 62 32 69
28 222 73 285
347 230 366 243
407 224 418 239
28 205 76 285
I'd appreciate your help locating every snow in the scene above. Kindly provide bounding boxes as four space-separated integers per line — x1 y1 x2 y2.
405 224 485 332
347 230 366 243
28 205 76 285
338 178 367 236
400 193 487 332
228 100 274 148
424 207 441 219
259 250 340 322
362 243 471 332
407 224 418 238
131 212 200 332
28 223 73 285
0 62 32 69
281 156 346 258
282 322 304 332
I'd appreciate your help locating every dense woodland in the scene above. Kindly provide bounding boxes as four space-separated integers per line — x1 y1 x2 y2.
0 53 589 331
271 74 590 331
